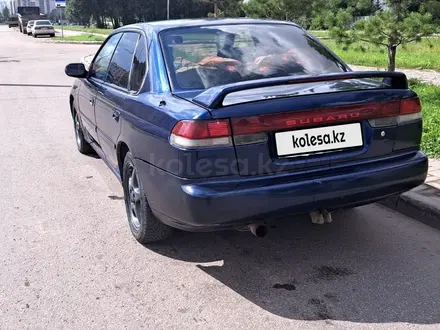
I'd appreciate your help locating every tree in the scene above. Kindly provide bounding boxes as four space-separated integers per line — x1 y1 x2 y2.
201 0 243 18
327 0 435 71
422 0 440 25
243 0 313 26
65 0 93 25
2 6 10 20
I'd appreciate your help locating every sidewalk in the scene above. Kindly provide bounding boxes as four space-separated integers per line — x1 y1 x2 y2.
426 159 440 189
381 159 440 229
54 29 108 38
350 64 440 86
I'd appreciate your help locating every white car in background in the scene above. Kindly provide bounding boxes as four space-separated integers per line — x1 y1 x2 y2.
26 20 35 36
31 20 55 38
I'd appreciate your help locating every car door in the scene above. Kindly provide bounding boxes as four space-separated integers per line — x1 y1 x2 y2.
77 33 122 141
95 32 141 169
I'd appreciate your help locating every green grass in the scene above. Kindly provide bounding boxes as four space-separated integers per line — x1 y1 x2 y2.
308 30 330 38
53 34 105 42
408 79 440 158
323 38 440 71
60 25 112 35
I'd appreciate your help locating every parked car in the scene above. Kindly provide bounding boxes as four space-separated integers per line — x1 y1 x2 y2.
7 15 19 28
31 20 55 38
65 19 428 244
26 20 35 35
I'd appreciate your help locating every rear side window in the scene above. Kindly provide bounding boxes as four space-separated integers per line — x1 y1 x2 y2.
129 36 148 92
90 33 122 81
107 32 140 89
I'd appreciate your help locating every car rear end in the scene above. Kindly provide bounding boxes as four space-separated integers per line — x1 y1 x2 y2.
141 22 428 231
33 20 54 37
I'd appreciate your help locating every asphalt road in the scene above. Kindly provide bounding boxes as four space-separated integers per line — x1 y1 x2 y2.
1 25 440 330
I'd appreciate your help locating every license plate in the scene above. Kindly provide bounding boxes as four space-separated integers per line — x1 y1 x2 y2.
275 123 363 157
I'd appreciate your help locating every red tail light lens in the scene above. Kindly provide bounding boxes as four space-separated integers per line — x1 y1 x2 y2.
170 119 232 149
171 119 231 139
400 98 421 115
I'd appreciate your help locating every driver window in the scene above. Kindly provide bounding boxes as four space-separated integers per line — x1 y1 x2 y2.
89 33 122 81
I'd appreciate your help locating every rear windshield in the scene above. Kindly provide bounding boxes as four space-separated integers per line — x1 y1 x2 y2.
36 21 51 26
159 24 346 91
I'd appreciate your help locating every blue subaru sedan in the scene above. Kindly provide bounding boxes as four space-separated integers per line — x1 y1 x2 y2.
65 18 428 243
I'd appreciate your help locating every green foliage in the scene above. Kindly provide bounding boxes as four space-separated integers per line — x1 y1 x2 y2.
421 0 440 25
243 0 313 26
327 1 435 71
65 0 243 27
2 6 10 20
202 0 243 17
62 25 112 35
65 0 93 26
409 80 440 158
53 34 106 42
323 38 440 71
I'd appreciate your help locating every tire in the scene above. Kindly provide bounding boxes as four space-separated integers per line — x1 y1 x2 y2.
122 152 173 244
73 110 93 154
50 34 55 38
32 34 36 38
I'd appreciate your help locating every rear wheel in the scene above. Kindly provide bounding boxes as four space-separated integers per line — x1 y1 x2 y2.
123 152 173 244
73 110 93 154
50 34 55 38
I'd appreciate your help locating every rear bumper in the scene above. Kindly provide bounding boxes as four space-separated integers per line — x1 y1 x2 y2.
33 30 54 35
136 151 428 231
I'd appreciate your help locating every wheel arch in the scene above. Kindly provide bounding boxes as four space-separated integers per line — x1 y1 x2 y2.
69 94 75 118
117 141 130 181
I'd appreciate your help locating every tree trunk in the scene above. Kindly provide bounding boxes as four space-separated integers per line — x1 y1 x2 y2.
112 17 120 28
94 13 104 28
387 45 397 72
214 2 218 18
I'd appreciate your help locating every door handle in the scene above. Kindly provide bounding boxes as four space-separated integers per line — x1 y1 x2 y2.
112 111 120 122
89 98 95 106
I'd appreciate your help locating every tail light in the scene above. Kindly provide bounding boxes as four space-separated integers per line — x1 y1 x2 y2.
369 98 422 127
170 119 232 149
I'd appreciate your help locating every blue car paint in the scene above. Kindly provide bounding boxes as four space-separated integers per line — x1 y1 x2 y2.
68 18 428 231
136 150 427 231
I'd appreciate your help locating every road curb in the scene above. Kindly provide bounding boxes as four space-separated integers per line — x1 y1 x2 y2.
40 40 103 44
380 184 440 230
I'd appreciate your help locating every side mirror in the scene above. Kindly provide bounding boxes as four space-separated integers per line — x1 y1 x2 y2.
65 63 87 78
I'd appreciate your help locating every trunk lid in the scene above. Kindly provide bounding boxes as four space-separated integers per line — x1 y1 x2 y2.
176 72 415 176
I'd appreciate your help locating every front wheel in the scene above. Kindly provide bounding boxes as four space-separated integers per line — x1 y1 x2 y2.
123 152 173 244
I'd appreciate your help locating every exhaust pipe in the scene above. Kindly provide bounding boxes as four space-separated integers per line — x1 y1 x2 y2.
248 224 268 238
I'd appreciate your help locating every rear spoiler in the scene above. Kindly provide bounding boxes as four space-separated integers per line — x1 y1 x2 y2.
192 71 408 109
